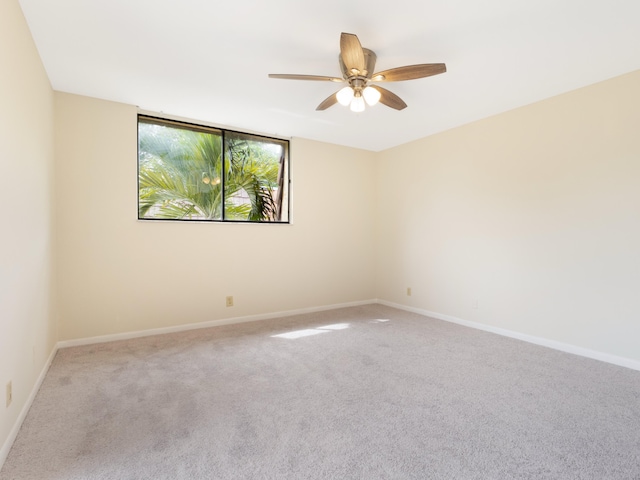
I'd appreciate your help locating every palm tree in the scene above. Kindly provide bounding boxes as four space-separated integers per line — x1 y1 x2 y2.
138 122 284 221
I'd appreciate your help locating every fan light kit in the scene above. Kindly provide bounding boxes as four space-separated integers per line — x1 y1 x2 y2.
269 32 446 112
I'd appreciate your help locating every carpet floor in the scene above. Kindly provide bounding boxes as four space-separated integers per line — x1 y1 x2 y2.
1 304 639 479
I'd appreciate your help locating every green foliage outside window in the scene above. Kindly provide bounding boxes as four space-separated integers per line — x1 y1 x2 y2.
138 116 289 222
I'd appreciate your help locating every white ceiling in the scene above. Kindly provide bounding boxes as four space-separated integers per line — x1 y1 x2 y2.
18 0 640 151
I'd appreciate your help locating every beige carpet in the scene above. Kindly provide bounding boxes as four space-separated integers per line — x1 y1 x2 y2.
1 304 639 479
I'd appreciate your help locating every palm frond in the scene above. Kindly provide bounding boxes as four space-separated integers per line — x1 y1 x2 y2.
139 119 285 221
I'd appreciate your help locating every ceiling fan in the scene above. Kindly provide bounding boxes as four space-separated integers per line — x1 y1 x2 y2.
269 32 446 112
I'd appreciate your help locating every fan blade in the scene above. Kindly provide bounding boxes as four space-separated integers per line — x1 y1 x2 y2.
372 86 407 110
372 63 446 82
269 74 344 82
316 92 339 111
340 33 365 74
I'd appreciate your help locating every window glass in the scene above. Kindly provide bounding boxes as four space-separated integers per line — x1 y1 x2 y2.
138 116 289 223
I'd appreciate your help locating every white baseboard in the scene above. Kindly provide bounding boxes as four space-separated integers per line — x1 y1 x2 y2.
57 299 377 349
0 344 58 470
377 299 640 372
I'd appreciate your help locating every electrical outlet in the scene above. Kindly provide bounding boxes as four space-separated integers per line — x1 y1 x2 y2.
472 298 479 309
407 287 412 296
226 296 234 307
6 381 12 408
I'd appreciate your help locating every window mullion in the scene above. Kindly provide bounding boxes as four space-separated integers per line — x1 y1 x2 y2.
221 130 226 221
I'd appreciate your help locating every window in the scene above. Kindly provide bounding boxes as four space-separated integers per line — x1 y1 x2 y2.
138 115 289 223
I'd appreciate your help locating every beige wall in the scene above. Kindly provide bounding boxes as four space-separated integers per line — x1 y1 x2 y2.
2 0 640 460
376 70 640 362
0 0 56 456
54 93 377 340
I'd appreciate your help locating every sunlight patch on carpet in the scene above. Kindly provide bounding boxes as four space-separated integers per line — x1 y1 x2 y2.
271 329 329 339
271 323 351 339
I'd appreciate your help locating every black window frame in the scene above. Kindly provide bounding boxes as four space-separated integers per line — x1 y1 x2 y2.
137 114 290 224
